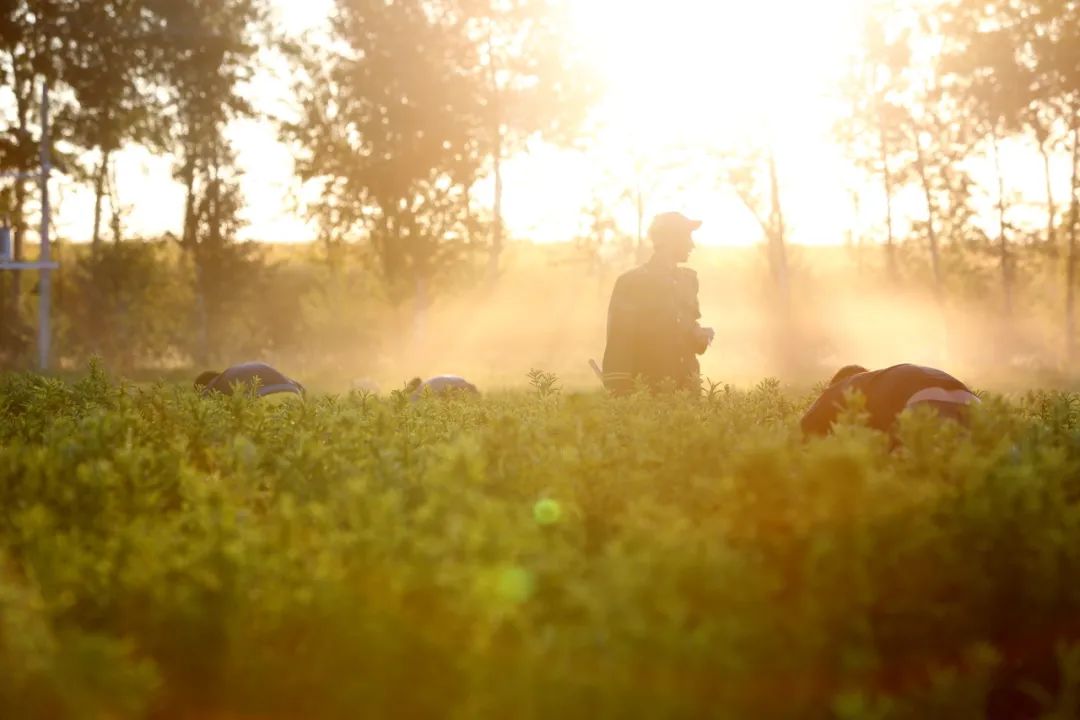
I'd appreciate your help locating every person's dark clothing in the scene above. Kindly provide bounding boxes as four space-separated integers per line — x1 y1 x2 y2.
801 364 972 436
409 375 478 401
602 261 708 395
202 363 304 398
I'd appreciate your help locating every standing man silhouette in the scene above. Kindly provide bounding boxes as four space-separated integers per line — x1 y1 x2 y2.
601 212 714 395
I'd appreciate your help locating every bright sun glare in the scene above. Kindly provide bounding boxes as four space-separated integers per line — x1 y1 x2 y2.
502 0 869 247
57 0 871 249
575 0 861 140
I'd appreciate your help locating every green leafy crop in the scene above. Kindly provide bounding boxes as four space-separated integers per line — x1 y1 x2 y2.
1 369 1079 719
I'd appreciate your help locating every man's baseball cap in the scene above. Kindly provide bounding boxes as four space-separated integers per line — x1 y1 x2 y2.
649 212 703 243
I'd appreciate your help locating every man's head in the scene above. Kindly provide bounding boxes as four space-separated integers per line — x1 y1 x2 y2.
194 370 220 391
829 364 868 386
649 212 701 265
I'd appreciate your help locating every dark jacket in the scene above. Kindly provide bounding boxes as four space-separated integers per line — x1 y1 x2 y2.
409 375 479 401
601 261 708 394
801 364 971 436
203 362 304 398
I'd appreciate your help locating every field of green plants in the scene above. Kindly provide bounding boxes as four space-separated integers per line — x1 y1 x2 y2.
2 366 1080 719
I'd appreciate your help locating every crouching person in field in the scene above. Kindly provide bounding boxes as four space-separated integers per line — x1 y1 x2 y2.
801 363 980 439
407 375 479 401
195 362 305 399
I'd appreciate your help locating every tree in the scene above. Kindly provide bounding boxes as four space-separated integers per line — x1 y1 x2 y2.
722 143 790 311
571 195 631 287
1031 1 1080 361
837 7 914 285
0 0 169 363
459 0 595 285
63 241 191 370
843 3 990 306
64 0 168 250
0 1 69 354
285 0 491 307
939 0 1080 358
145 0 268 362
907 95 980 304
1069 110 1080 360
184 138 265 362
939 0 1059 317
888 7 985 306
141 0 264 244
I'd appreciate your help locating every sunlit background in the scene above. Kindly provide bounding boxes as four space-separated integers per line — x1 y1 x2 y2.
52 0 879 248
10 0 1072 389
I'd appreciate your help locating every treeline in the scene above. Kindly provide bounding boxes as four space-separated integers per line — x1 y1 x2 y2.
1 0 1079 372
49 241 392 376
715 0 1080 368
833 0 1080 358
0 0 592 369
0 0 271 363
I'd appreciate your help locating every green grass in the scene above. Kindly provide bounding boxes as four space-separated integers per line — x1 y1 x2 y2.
2 365 1080 719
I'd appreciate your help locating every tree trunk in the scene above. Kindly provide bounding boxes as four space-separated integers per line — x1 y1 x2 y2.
992 128 1012 316
1066 116 1079 364
108 156 123 242
11 180 26 308
767 147 790 308
92 149 109 251
488 135 503 285
766 147 794 373
485 28 503 287
879 118 897 283
193 254 209 366
848 189 863 271
913 129 943 303
181 152 198 251
181 149 208 364
1040 139 1056 252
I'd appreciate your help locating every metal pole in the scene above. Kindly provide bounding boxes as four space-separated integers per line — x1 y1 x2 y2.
38 80 51 372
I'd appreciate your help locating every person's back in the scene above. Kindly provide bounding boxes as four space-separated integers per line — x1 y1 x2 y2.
195 362 304 398
408 375 479 401
801 363 976 437
602 212 713 395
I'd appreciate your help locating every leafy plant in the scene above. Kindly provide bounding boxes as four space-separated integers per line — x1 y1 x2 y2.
0 368 1079 718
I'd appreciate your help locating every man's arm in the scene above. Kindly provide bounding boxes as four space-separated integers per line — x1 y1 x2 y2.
680 269 711 355
800 385 845 437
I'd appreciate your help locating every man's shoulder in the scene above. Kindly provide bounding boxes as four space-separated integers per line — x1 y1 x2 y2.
613 264 655 289
231 361 274 372
619 262 697 280
221 361 267 375
878 363 968 390
617 263 651 279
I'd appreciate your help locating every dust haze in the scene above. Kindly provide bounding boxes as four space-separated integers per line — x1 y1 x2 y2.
306 243 1073 395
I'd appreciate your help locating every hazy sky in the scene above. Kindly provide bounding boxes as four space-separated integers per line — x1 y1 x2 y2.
42 0 1069 250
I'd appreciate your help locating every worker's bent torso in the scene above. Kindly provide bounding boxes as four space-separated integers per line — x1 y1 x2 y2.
410 375 479 400
801 364 974 436
205 362 304 398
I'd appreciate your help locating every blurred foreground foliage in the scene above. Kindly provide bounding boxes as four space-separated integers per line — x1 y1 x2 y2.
2 367 1080 718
